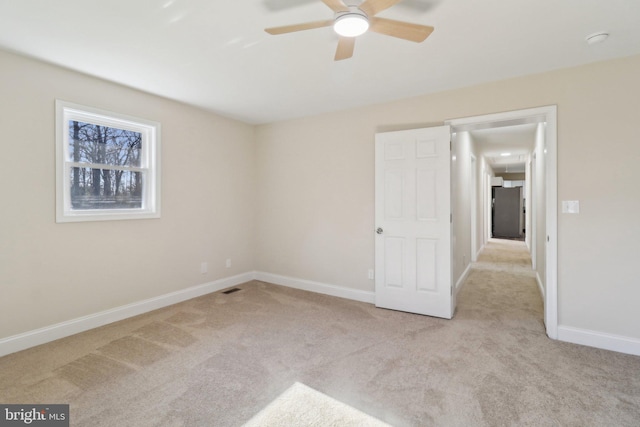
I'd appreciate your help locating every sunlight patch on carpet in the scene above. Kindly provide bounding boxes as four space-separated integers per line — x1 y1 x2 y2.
243 382 391 426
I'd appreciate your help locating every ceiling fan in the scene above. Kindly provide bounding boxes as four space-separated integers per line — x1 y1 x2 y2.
264 0 434 61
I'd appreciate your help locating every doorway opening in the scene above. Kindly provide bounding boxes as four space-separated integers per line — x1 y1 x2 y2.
446 106 558 339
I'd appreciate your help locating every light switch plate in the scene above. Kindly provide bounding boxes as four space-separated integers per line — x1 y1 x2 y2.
562 200 580 214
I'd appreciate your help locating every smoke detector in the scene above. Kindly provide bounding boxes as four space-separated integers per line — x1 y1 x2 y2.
586 32 609 45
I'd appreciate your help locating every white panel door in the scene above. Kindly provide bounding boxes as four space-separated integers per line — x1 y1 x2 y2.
374 126 453 318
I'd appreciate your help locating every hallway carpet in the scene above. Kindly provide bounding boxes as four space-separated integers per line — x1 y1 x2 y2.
1 239 639 426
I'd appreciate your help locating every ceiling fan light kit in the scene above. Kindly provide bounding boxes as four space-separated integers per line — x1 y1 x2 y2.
264 0 434 61
334 9 369 37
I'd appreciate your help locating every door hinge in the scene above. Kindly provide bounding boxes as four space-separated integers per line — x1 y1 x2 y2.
450 213 453 223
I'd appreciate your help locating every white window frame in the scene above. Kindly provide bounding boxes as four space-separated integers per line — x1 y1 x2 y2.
55 100 161 222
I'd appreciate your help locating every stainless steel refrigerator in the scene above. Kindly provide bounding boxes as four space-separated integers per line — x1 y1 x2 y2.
492 186 523 239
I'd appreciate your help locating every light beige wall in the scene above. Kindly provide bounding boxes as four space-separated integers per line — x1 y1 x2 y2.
482 157 493 250
256 54 640 340
525 157 532 253
0 50 256 338
533 123 547 293
254 115 375 290
473 144 485 259
452 131 474 283
465 135 486 262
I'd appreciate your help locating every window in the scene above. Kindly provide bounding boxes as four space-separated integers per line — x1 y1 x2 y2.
55 100 161 222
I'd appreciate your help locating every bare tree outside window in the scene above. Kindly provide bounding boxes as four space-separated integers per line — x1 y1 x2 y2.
69 121 143 209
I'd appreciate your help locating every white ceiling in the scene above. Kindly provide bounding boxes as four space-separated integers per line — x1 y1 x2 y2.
470 123 538 174
1 0 639 124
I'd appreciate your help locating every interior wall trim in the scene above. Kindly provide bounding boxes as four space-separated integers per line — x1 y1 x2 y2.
454 263 472 295
6 270 635 358
558 325 640 357
475 243 485 264
536 271 545 299
0 272 256 357
255 272 375 304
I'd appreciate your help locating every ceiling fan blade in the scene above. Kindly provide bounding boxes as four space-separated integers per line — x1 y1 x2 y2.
265 20 333 35
334 36 355 61
369 17 434 42
359 0 402 17
322 0 349 12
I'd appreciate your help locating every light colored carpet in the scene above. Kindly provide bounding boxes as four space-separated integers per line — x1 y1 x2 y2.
1 239 639 426
243 382 390 427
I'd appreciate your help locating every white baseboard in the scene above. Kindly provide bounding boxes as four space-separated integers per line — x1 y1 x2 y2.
558 325 640 356
255 272 375 304
475 243 485 262
0 272 255 358
454 264 472 295
14 270 637 361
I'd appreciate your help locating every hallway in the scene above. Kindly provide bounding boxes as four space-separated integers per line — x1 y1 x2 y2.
458 238 542 325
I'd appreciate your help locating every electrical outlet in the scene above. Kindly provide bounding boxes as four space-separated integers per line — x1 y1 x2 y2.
225 258 231 268
200 262 208 275
368 269 374 280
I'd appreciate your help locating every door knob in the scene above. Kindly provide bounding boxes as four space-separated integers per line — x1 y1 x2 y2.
376 227 384 234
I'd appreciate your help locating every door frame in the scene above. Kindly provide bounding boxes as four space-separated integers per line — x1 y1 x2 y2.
445 105 558 339
530 154 537 270
470 154 478 261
